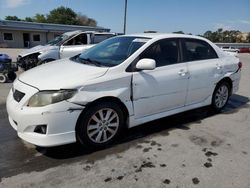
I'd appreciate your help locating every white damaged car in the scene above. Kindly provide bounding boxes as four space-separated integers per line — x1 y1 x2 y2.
7 33 241 147
17 30 116 70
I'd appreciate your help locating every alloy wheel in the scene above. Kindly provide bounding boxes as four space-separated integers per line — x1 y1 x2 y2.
214 85 229 109
86 108 119 144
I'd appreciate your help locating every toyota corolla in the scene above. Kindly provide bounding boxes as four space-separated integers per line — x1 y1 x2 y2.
6 33 241 147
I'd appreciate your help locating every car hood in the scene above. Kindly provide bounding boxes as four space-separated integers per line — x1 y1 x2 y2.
18 58 109 90
19 45 58 57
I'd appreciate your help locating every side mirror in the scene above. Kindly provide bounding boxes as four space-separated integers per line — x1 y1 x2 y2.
136 58 156 70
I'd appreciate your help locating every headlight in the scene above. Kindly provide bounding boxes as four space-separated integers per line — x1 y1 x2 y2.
28 90 76 107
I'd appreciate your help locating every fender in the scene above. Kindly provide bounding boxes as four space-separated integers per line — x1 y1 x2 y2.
38 48 60 62
68 74 134 116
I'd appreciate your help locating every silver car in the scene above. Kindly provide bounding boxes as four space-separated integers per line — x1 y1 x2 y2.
17 30 116 70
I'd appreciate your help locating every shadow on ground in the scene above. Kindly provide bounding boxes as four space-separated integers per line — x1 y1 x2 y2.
40 94 249 159
0 94 249 181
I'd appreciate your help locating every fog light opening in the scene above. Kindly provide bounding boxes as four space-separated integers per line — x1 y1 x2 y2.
34 125 47 134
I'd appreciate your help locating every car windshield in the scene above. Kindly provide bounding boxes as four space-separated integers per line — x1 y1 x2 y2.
47 33 73 46
77 36 150 67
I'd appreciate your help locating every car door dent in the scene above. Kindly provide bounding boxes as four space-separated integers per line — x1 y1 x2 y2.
69 73 134 116
133 63 188 118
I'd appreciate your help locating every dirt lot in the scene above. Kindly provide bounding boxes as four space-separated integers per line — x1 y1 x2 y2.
0 48 23 61
0 53 249 188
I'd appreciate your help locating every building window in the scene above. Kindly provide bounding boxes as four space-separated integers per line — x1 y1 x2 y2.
33 34 40 42
3 33 13 41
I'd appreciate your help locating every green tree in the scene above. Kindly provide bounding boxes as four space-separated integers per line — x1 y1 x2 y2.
24 17 34 22
217 28 223 42
34 14 47 23
76 14 97 26
46 6 79 25
4 6 97 27
86 18 97 27
203 30 213 41
173 31 184 34
5 16 21 21
246 33 250 43
203 29 242 43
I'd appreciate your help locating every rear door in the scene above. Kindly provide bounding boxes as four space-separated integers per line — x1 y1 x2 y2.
132 38 189 119
182 38 222 105
60 33 88 58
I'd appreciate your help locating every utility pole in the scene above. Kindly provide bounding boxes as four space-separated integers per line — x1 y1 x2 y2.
123 0 127 34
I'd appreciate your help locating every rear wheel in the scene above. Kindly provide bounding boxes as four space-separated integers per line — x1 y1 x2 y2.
76 102 125 148
0 73 7 83
211 82 230 111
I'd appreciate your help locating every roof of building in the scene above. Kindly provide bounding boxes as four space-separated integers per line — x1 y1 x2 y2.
0 20 110 33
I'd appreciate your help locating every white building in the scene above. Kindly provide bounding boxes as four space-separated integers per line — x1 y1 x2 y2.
0 20 110 48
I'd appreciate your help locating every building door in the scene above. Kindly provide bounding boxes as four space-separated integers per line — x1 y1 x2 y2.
23 33 30 48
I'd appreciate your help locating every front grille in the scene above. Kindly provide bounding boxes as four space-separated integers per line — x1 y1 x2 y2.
13 89 25 102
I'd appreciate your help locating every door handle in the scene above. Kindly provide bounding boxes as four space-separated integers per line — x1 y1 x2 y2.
178 69 188 76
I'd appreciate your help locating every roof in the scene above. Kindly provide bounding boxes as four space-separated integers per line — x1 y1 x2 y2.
61 30 117 37
0 20 110 33
123 33 226 58
125 33 207 40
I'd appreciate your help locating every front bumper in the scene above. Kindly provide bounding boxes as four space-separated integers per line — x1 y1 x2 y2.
6 80 84 147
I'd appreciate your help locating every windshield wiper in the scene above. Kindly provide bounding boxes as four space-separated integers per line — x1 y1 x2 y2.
79 57 104 67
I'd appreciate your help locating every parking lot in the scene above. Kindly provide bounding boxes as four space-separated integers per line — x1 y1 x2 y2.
0 52 249 188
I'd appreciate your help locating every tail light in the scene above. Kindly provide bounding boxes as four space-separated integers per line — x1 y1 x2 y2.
235 62 242 73
238 62 242 69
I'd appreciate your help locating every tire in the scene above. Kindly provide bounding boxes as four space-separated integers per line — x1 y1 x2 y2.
211 82 230 112
0 73 7 83
76 101 125 148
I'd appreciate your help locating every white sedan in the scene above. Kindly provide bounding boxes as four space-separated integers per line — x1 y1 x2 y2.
6 33 241 147
221 46 240 57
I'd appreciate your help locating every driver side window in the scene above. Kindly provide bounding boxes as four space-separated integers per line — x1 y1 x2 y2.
64 34 88 46
139 39 180 67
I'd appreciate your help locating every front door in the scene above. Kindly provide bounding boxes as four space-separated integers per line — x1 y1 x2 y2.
23 33 30 48
60 33 88 59
132 38 189 119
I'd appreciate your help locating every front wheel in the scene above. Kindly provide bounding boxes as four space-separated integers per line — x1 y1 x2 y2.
76 102 125 148
211 82 230 111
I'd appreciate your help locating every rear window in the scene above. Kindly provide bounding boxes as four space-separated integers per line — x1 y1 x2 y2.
93 34 115 44
183 39 218 61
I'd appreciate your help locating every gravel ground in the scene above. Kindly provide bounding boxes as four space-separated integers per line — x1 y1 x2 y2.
0 48 23 61
0 53 249 188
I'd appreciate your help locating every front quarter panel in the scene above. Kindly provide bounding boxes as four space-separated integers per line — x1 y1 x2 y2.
68 71 133 115
38 48 59 61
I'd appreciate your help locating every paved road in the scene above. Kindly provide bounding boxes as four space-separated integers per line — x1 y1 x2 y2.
0 54 250 188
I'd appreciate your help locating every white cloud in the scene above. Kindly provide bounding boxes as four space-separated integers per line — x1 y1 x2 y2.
213 20 250 31
213 23 233 31
5 0 30 8
238 20 250 25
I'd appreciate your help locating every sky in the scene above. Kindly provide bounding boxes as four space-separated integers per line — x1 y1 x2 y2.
0 0 250 35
